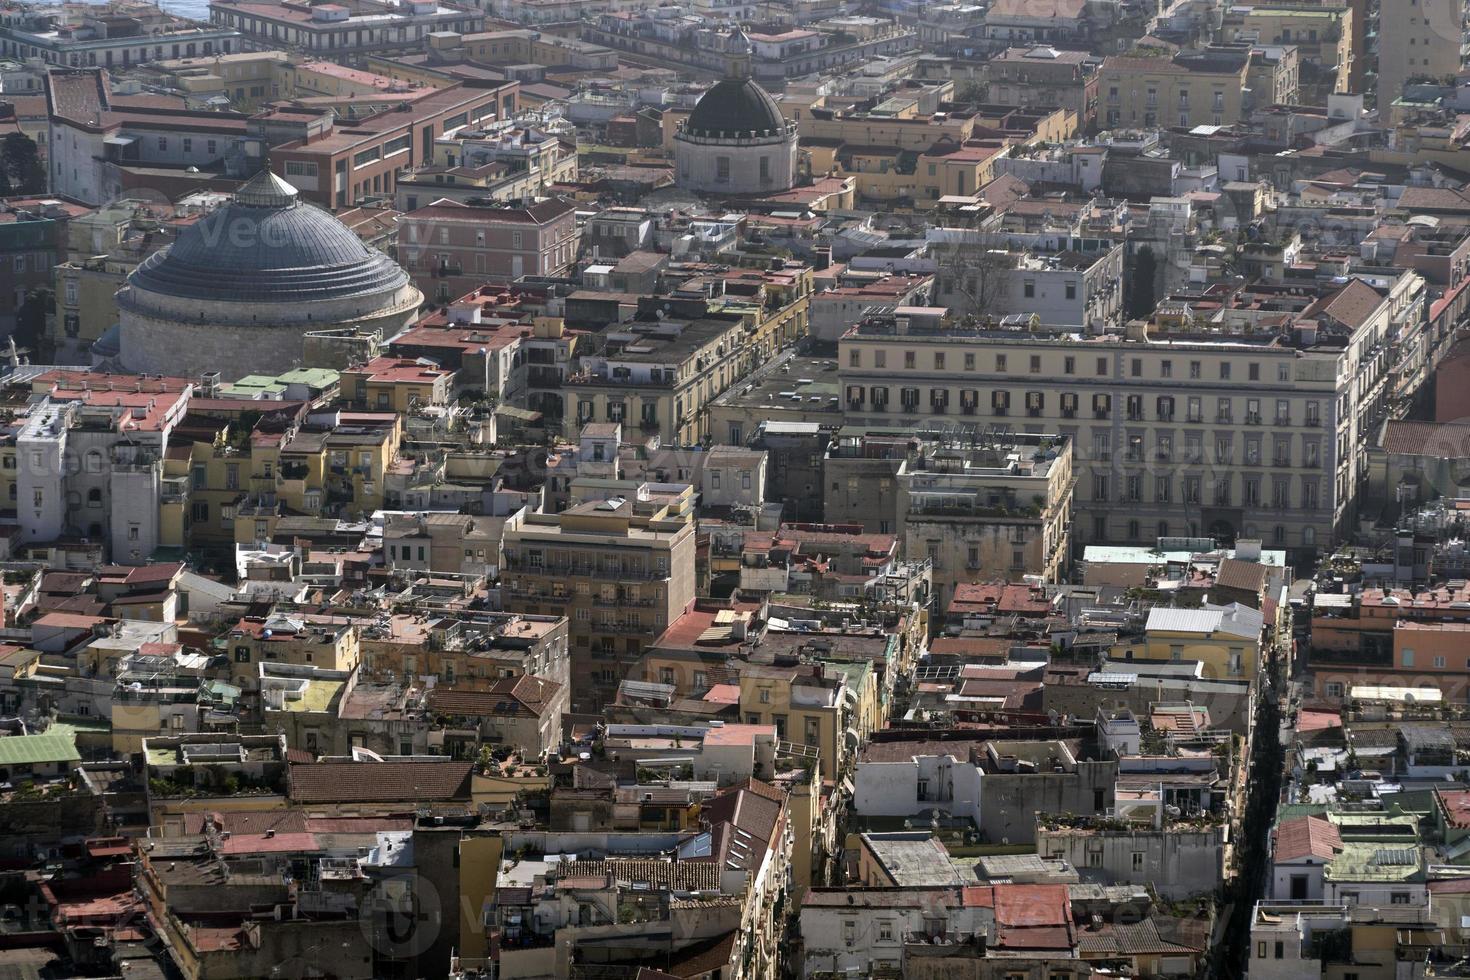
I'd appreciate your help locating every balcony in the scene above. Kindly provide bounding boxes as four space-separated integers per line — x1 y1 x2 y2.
592 593 656 607
594 620 652 635
503 586 573 604
1245 413 1261 425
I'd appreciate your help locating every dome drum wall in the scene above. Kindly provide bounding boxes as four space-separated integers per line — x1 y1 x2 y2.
119 298 419 381
117 170 423 380
674 77 799 196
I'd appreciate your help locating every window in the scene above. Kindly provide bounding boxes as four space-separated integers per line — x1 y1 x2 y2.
1064 356 1075 375
996 353 1007 372
1023 280 1035 298
1030 355 1041 373
1131 357 1142 377
1220 362 1231 380
1096 356 1107 376
849 350 860 367
964 352 975 370
905 351 916 369
934 352 945 370
1132 852 1144 871
1189 360 1201 379
715 156 731 182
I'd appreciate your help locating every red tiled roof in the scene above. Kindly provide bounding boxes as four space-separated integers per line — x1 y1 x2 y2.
1272 814 1342 862
288 760 473 804
427 675 561 718
218 832 319 855
1379 419 1470 458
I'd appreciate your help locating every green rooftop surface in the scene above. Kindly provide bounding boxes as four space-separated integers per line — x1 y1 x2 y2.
0 730 81 766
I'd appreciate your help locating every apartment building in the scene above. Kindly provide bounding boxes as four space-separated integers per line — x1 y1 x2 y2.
398 197 578 301
927 231 1125 330
266 79 519 209
984 45 1100 127
1376 0 1464 110
45 68 257 206
14 378 191 562
0 3 239 67
357 611 570 695
805 139 1010 209
565 314 749 445
209 0 481 56
1222 6 1351 95
1098 49 1258 129
739 662 850 781
833 274 1418 565
393 128 578 210
500 484 697 712
139 50 290 110
831 427 1075 593
223 612 360 693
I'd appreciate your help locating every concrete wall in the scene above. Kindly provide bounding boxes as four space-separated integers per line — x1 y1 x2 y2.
1038 824 1224 899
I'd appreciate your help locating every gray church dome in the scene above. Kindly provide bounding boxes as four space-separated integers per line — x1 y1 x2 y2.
684 77 788 140
128 170 411 303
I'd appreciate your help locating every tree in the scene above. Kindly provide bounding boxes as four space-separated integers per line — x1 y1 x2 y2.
955 80 988 104
1127 245 1158 319
0 134 45 196
13 287 52 356
934 230 1013 320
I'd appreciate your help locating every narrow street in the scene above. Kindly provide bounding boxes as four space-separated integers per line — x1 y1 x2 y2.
1213 631 1289 980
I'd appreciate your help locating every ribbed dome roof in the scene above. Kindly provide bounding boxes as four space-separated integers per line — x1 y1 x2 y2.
128 170 411 303
684 78 788 139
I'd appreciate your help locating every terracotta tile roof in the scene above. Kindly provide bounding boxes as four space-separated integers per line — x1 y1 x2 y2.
1076 917 1206 956
288 760 473 804
1215 558 1269 593
1379 419 1470 458
218 832 320 855
557 859 720 891
1272 814 1343 862
427 675 561 718
1301 277 1384 331
1398 186 1470 214
698 783 784 872
184 809 309 836
661 931 736 978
